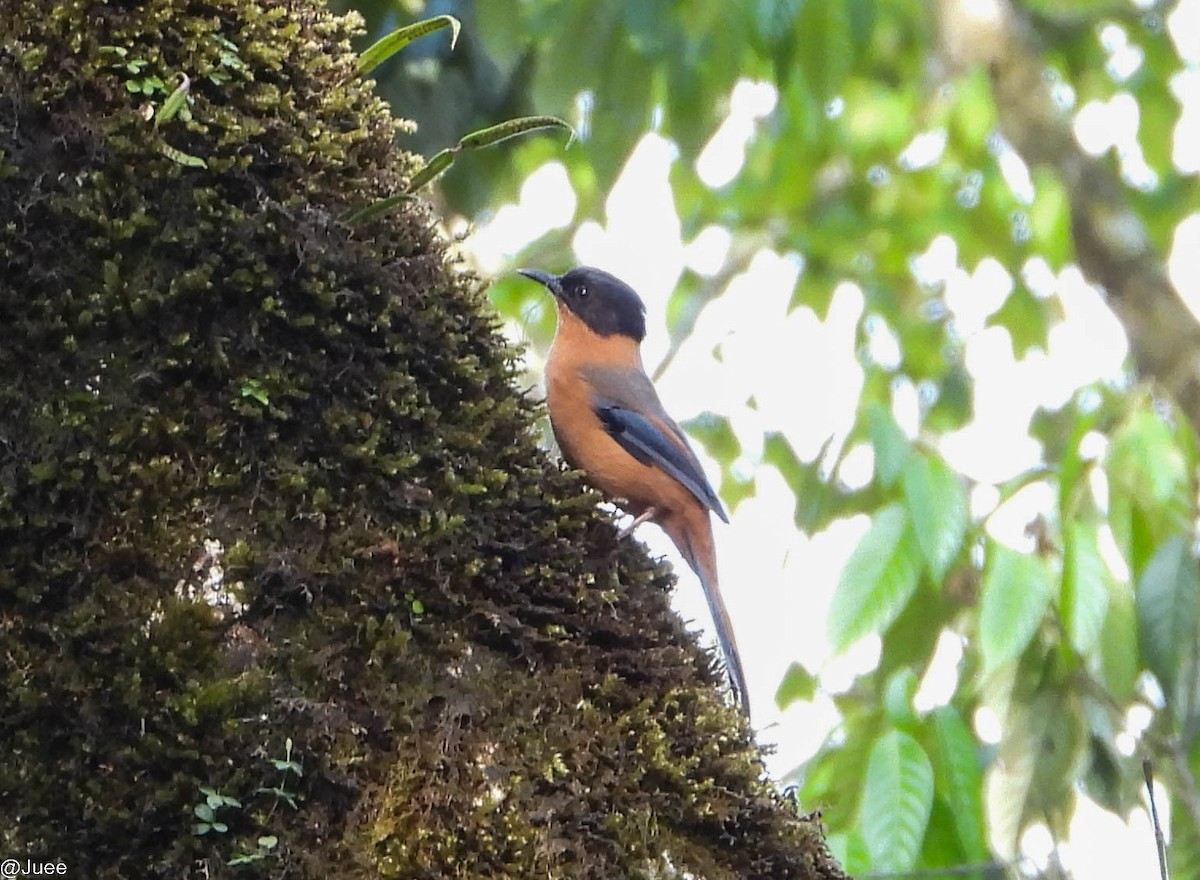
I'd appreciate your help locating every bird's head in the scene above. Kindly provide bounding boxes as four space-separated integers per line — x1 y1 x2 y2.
518 266 646 342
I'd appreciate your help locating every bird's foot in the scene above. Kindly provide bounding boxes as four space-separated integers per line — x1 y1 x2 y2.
617 507 657 539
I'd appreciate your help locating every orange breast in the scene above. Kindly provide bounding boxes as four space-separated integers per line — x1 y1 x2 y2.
544 311 694 519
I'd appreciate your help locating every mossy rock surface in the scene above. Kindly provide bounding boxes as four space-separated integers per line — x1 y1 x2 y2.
0 1 840 877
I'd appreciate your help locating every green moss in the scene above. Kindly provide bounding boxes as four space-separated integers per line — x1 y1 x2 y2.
0 0 839 878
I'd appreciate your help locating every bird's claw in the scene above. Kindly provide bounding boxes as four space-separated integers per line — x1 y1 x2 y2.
617 507 657 539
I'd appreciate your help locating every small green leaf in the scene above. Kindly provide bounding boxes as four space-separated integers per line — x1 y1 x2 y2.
829 504 922 650
356 15 461 78
154 74 191 126
902 453 967 583
882 668 918 728
1107 409 1191 575
866 401 909 488
345 192 415 226
987 689 1086 855
929 706 987 860
1170 805 1200 880
979 544 1054 674
1098 577 1138 702
775 661 817 708
194 803 214 821
258 836 278 849
457 115 575 151
796 0 854 101
1061 519 1110 657
406 117 572 193
158 142 207 168
860 730 934 872
949 67 997 152
1136 535 1200 709
240 379 269 406
764 432 840 534
1028 168 1072 269
826 829 872 876
406 149 456 193
986 285 1049 357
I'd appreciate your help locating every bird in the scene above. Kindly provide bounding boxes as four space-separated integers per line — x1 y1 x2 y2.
518 265 749 714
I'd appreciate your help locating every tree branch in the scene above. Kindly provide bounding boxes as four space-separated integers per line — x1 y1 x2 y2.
935 0 1200 437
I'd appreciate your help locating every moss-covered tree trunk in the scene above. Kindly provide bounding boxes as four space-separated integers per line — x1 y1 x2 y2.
0 1 838 877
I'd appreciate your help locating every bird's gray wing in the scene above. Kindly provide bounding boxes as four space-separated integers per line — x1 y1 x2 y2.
582 365 729 523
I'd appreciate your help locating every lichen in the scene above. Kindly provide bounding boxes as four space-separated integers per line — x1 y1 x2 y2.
0 0 841 878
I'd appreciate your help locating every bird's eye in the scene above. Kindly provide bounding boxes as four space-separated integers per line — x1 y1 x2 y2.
577 285 588 298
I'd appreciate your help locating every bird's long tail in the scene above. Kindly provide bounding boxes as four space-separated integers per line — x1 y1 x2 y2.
663 513 750 716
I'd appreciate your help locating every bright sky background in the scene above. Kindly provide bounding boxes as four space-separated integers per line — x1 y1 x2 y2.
465 1 1199 873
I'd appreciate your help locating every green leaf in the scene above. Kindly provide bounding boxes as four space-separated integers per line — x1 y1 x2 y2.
345 193 415 226
1020 0 1129 20
764 433 844 535
1028 168 1072 269
948 67 996 153
902 452 967 583
882 667 918 729
792 271 836 319
751 0 801 50
158 142 206 168
985 689 1086 857
406 149 456 193
1138 79 1181 174
825 830 871 876
1061 519 1110 657
865 401 909 488
986 284 1050 358
684 413 756 511
796 0 853 101
154 73 191 126
1170 800 1200 880
775 661 817 709
829 504 921 650
920 799 971 873
356 15 461 78
979 544 1054 674
929 706 987 861
1098 575 1139 702
1107 409 1192 576
1136 534 1200 710
457 115 575 151
239 379 269 406
860 730 934 873
407 117 574 193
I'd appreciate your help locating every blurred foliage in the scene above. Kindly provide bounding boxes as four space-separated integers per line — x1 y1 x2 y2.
341 0 1200 875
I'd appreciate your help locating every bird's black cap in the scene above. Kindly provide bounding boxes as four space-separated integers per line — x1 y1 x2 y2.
518 266 647 342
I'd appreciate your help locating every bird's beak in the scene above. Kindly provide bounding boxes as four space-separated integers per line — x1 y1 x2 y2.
517 268 563 298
